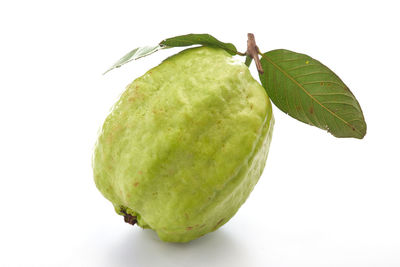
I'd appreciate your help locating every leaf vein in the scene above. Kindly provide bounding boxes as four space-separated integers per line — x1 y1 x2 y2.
274 57 307 63
293 71 332 79
286 64 320 71
302 80 349 90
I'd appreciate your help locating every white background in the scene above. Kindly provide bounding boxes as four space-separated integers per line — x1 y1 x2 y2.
0 0 399 266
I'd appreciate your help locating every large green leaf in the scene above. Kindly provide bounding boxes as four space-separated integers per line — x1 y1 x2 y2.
103 45 163 74
160 33 238 55
259 49 366 139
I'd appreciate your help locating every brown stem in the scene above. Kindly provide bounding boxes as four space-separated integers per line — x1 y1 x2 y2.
246 33 264 74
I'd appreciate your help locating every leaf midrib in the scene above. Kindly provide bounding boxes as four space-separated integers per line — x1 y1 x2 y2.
261 53 363 137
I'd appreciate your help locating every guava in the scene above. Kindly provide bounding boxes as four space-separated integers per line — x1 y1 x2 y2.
93 46 274 242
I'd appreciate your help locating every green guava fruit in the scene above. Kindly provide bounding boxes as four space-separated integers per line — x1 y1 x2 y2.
93 46 274 243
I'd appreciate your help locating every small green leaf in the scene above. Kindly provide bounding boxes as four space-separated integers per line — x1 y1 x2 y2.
104 34 239 74
259 49 366 139
160 33 238 55
103 45 163 74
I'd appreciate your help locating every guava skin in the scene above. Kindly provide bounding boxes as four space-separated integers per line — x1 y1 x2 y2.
93 46 274 242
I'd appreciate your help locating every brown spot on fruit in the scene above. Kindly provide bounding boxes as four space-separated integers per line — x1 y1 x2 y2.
213 218 225 230
309 106 314 114
186 226 193 230
296 106 301 111
320 82 324 86
133 182 139 187
123 214 137 226
138 171 143 175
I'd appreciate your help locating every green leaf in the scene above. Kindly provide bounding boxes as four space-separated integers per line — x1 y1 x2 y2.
104 34 239 74
103 45 163 74
259 49 366 139
160 33 238 55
